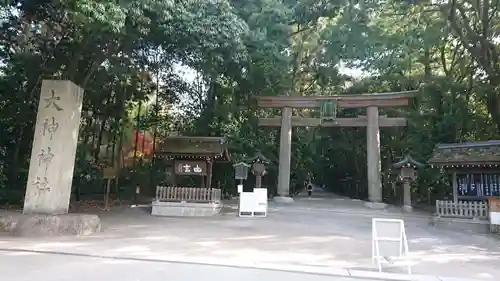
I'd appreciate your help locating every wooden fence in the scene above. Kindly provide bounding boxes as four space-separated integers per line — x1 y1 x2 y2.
156 186 221 203
435 200 489 219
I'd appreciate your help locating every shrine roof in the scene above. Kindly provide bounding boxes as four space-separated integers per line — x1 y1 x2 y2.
392 156 425 169
428 140 500 168
156 136 230 162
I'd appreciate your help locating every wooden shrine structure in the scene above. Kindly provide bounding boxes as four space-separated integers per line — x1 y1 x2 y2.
152 136 230 216
255 91 418 206
429 141 500 220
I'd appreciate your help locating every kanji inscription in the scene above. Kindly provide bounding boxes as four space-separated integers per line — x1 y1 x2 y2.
174 160 207 175
37 147 55 171
32 176 51 191
44 90 64 111
43 117 59 140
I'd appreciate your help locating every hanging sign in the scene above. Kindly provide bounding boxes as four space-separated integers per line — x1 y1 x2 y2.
174 160 207 176
372 218 411 274
320 99 338 120
457 173 500 197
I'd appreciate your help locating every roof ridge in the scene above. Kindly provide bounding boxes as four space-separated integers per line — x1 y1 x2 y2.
436 140 500 149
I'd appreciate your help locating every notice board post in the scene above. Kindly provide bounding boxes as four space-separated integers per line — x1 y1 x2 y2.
372 218 411 274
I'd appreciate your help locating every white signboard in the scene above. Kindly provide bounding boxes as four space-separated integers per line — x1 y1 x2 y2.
372 218 411 274
491 212 500 225
239 192 255 217
253 188 268 217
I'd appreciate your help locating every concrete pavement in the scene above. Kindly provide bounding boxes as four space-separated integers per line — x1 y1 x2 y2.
277 186 432 220
0 190 498 281
0 250 388 281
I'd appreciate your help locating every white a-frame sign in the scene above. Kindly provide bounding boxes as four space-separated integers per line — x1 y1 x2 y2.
372 218 411 274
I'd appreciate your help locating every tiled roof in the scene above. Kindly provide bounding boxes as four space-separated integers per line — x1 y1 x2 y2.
392 156 425 169
156 136 230 161
428 140 500 167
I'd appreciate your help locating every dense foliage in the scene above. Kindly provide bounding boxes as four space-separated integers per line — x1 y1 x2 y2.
1 0 499 206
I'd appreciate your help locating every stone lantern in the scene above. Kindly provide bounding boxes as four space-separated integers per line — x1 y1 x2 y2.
233 162 250 181
233 162 250 193
247 152 270 189
392 156 424 212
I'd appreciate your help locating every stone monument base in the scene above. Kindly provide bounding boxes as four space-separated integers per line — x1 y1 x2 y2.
273 196 294 203
402 205 413 212
430 216 489 234
364 201 388 209
0 213 101 237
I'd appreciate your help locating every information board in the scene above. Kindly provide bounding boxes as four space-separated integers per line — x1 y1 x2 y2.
372 218 411 274
253 188 268 217
238 188 268 217
489 197 500 226
239 192 255 217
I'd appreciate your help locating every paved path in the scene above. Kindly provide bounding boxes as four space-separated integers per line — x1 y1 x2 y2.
288 189 430 215
0 191 499 280
0 251 384 281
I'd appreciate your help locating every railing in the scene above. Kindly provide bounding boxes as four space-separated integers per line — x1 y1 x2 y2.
156 186 221 203
435 200 489 219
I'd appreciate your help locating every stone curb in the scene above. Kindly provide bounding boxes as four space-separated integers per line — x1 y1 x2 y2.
132 199 432 221
272 205 432 220
0 247 481 281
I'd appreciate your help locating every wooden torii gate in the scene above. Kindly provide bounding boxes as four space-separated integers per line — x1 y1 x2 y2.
255 91 418 207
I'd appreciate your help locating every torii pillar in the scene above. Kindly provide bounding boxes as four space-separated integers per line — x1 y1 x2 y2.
276 107 293 203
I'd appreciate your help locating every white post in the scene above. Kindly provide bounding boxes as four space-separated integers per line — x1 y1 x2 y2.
23 80 84 214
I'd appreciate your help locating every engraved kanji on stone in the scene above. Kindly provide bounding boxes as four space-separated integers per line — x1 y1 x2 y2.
32 176 51 191
43 117 59 140
44 90 63 111
37 147 55 171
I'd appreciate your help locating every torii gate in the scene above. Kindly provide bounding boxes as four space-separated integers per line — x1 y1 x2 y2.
255 91 418 208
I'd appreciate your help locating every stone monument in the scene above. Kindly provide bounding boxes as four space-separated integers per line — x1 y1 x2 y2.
0 80 101 236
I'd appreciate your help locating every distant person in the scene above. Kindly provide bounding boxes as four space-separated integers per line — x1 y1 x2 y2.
306 181 313 198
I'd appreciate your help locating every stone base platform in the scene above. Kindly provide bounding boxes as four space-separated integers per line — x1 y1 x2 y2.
363 201 388 209
273 196 294 204
151 201 222 217
430 216 490 234
0 213 101 237
402 205 413 212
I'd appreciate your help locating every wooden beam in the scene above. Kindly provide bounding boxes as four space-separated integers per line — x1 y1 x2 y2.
255 90 418 108
258 116 407 127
